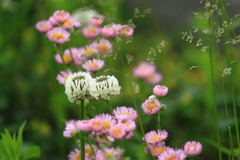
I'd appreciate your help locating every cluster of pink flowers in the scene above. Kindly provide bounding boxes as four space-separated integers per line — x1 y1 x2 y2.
133 61 163 85
63 106 138 159
143 129 202 159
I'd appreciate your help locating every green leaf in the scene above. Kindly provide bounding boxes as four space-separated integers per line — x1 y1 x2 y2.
20 146 41 160
0 140 10 160
16 121 27 157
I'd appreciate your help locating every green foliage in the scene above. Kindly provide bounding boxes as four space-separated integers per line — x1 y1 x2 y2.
0 121 41 160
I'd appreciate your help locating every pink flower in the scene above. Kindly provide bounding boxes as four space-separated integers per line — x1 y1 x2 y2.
53 10 70 23
133 61 156 78
48 16 58 25
89 117 104 132
82 25 101 39
157 148 187 160
62 17 81 29
82 59 104 72
36 20 52 33
94 113 116 134
95 147 123 160
101 24 122 37
75 120 91 132
120 120 136 132
56 69 73 85
113 106 138 121
63 120 78 138
54 50 73 64
144 142 168 157
143 130 168 144
63 48 86 66
145 72 163 85
109 124 126 139
47 27 70 44
89 15 105 26
184 141 202 156
141 99 162 115
94 39 113 55
82 44 98 58
119 25 134 37
153 85 168 97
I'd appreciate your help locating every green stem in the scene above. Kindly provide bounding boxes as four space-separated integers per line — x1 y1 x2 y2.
206 0 222 159
80 100 85 160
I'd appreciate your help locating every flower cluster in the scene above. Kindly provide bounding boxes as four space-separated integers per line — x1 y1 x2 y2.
133 61 163 85
64 72 121 103
63 106 138 159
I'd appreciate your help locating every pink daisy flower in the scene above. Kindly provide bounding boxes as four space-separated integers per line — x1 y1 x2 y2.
35 20 52 33
63 120 78 138
89 117 104 132
119 25 134 37
53 10 70 23
63 48 86 66
48 16 58 25
82 59 104 72
68 148 91 160
56 69 73 85
141 99 162 115
54 50 72 64
95 147 123 160
120 120 136 132
94 113 116 133
82 24 101 39
144 142 168 157
145 72 163 85
183 141 202 156
109 124 126 139
46 27 70 44
125 132 134 139
82 44 98 58
113 106 138 121
153 85 168 97
94 134 114 143
94 39 113 55
143 130 168 144
62 17 81 29
89 15 105 26
158 148 187 160
101 24 122 37
133 61 156 78
75 120 91 132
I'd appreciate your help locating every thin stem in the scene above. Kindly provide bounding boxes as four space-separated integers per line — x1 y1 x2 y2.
80 100 85 160
206 0 222 159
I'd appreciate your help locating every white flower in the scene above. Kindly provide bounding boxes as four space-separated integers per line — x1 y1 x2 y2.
65 72 93 104
89 75 121 100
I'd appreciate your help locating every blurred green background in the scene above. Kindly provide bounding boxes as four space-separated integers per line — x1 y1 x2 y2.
0 0 240 159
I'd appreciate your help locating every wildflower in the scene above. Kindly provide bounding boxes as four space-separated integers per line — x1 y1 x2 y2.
120 120 136 132
113 106 138 121
109 124 126 139
53 10 70 23
141 99 162 115
94 134 115 143
153 85 168 97
183 141 202 156
89 117 104 132
46 27 70 44
82 59 105 72
75 120 91 132
89 15 104 26
62 17 81 29
55 51 72 64
143 130 168 144
133 61 156 78
93 39 113 55
89 75 121 100
101 24 122 37
35 20 52 33
145 72 163 85
95 147 123 160
125 132 134 139
63 120 78 138
56 69 73 85
68 148 91 160
120 25 134 37
82 44 98 58
65 72 93 104
82 24 101 39
157 148 187 160
63 47 86 66
48 16 58 25
144 142 168 157
94 113 116 133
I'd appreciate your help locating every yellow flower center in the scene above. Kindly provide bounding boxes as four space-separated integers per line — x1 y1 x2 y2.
97 44 108 52
93 122 101 127
121 29 130 35
167 155 177 160
74 153 80 160
52 33 64 40
149 135 162 141
103 152 115 158
63 54 71 63
113 130 122 136
85 148 93 156
63 20 72 26
151 147 166 157
102 121 111 130
88 62 98 68
87 29 97 34
147 103 157 111
83 49 95 55
118 112 131 116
